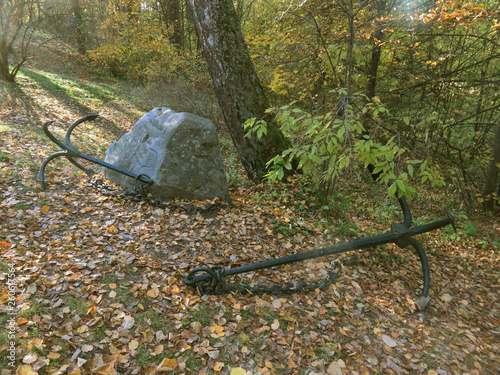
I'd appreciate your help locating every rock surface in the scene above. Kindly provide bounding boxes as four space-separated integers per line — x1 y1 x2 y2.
104 107 230 202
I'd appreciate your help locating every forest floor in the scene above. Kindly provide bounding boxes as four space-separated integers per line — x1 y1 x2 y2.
0 41 499 375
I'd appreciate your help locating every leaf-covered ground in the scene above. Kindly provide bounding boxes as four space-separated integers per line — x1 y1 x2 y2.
1 42 499 375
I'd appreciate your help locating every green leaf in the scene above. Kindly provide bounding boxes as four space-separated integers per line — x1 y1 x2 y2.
277 168 284 180
396 180 406 195
388 183 397 197
372 166 384 175
308 154 323 164
244 117 256 130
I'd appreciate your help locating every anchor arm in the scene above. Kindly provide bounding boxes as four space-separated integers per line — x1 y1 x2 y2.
39 152 69 190
40 115 153 188
408 238 431 309
42 121 70 151
65 114 99 152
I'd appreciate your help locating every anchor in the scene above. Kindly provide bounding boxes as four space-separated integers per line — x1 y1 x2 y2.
39 116 456 310
39 114 152 190
184 190 456 310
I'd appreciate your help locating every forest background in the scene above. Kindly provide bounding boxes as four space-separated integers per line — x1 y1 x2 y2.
1 0 499 374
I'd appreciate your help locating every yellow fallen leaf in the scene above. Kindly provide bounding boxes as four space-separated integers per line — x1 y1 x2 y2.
86 306 96 315
147 286 159 298
48 352 61 360
109 283 117 289
41 205 50 214
107 225 118 233
77 325 88 333
156 358 177 371
271 319 279 330
230 368 247 375
213 362 224 371
129 340 139 351
191 321 202 334
16 365 38 375
215 325 224 336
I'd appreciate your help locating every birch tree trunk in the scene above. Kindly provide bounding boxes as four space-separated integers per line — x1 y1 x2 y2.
187 0 291 182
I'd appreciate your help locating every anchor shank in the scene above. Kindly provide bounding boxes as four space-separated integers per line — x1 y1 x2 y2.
72 152 152 184
188 230 403 285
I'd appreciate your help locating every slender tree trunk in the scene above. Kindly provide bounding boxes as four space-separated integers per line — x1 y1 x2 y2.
159 0 183 49
483 122 500 211
187 0 291 182
366 0 387 100
71 0 86 55
366 31 382 100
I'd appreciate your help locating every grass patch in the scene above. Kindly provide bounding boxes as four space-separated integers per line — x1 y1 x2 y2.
0 151 10 162
13 202 31 210
64 296 93 316
189 303 215 326
135 309 175 332
18 300 55 320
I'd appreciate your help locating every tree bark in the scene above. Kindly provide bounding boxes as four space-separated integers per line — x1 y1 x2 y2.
158 0 183 49
71 0 87 55
187 0 291 182
483 122 500 211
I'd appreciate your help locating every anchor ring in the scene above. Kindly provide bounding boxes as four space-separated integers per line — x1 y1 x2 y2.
135 173 153 189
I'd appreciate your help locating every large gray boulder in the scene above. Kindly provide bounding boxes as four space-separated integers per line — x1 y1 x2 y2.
104 107 230 202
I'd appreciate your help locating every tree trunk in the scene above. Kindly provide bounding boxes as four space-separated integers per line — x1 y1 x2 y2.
71 0 87 55
158 0 184 49
187 0 291 182
366 0 387 100
483 122 500 211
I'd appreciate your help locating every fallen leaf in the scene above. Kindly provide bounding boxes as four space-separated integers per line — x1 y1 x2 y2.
382 334 398 347
129 340 139 351
16 365 38 375
81 344 93 352
22 353 38 364
326 360 343 375
156 358 177 371
77 325 88 333
442 293 453 302
48 352 61 360
154 345 164 355
147 286 159 298
26 283 37 294
230 368 247 375
0 240 13 249
271 319 280 330
213 362 224 371
31 357 50 371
